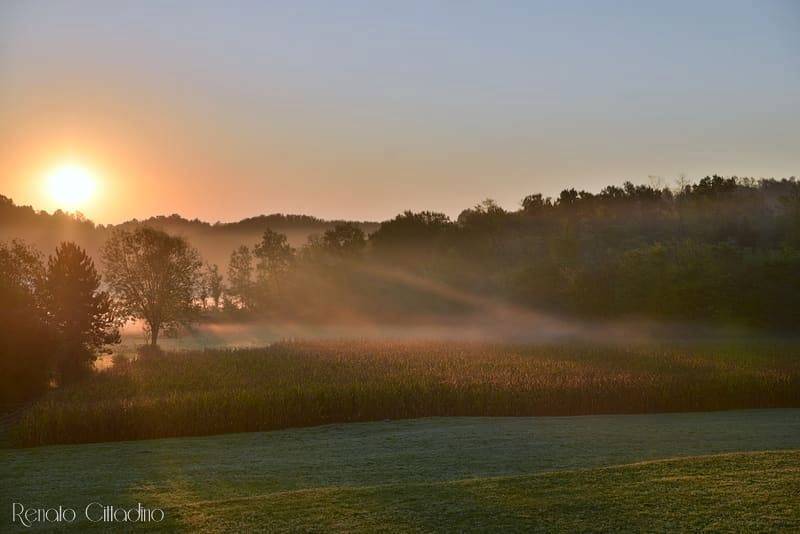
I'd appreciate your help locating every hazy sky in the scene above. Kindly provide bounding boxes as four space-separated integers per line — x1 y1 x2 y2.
1 0 798 223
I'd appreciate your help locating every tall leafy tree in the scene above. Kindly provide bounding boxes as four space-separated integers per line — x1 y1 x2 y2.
227 245 254 310
253 229 294 308
254 229 294 279
102 227 202 347
0 240 51 403
205 263 224 310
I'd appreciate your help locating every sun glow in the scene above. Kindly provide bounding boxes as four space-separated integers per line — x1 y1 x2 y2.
45 164 97 211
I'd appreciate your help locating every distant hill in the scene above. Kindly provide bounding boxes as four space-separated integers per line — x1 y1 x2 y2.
0 195 379 271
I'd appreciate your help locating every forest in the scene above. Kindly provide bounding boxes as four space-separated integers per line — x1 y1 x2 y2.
217 175 800 330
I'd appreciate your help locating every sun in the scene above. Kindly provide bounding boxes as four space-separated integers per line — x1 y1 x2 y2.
45 164 97 211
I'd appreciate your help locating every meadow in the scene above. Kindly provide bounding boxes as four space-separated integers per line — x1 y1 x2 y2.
2 412 799 531
11 339 800 447
175 450 800 532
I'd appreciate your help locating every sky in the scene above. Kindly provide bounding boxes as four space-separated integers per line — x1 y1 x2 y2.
1 0 798 224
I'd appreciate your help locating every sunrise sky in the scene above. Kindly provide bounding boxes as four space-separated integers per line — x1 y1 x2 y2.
1 0 798 223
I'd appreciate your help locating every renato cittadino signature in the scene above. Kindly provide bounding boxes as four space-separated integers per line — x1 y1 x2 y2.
11 502 165 528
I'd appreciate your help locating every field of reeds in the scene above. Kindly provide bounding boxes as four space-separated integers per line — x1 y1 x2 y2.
11 339 800 446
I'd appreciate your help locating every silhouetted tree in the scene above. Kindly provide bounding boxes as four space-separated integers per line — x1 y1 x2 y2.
521 193 552 212
254 229 294 281
102 227 202 347
42 243 120 383
456 199 509 247
370 211 453 251
457 199 506 225
205 263 224 310
322 223 366 256
227 245 254 310
0 241 51 404
557 189 580 206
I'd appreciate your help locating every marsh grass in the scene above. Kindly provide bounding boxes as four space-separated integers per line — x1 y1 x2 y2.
11 340 800 446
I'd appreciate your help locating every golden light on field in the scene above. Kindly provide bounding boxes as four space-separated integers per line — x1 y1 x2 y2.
45 163 97 211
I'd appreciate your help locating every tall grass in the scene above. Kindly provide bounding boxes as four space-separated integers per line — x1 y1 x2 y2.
12 340 800 446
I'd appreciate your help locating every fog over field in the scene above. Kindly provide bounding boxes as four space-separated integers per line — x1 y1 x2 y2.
116 310 742 358
63 295 800 368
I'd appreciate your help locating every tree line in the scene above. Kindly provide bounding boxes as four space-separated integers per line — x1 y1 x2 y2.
222 175 800 329
2 175 799 404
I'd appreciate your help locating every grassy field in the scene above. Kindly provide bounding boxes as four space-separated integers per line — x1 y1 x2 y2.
171 450 800 532
2 412 799 531
12 340 800 446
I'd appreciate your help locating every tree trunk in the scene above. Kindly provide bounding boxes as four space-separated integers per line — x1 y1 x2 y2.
150 322 160 347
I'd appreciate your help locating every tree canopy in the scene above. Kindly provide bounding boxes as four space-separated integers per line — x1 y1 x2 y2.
102 227 202 346
43 243 119 381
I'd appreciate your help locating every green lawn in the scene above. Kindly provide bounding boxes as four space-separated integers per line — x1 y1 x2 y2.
2 410 799 532
165 450 800 532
